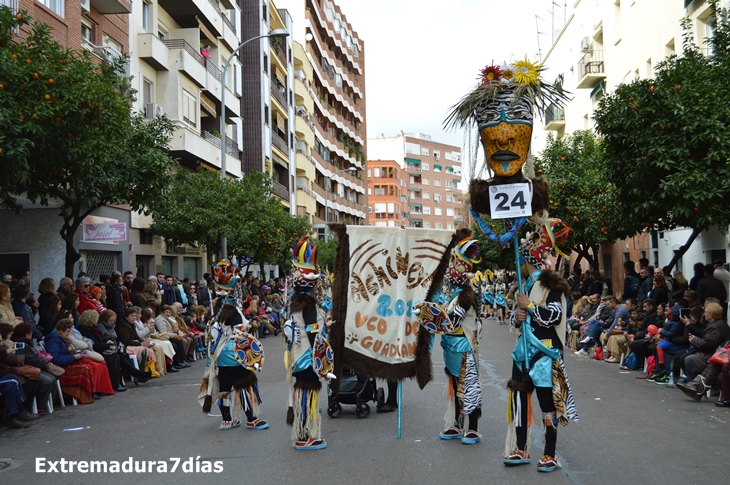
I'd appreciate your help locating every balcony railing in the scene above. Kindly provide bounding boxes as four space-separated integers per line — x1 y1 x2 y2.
273 180 290 201
202 131 242 160
576 49 606 89
162 39 205 65
206 59 222 82
222 11 236 34
271 129 289 153
271 83 287 107
544 103 566 130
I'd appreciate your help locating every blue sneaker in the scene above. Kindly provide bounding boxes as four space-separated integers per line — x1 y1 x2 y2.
439 426 464 440
504 449 531 466
537 455 558 472
461 430 481 445
246 419 269 430
294 438 327 450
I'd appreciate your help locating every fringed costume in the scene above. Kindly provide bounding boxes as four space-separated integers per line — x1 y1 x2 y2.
284 236 335 450
198 262 268 431
504 220 578 472
416 237 484 444
494 280 508 324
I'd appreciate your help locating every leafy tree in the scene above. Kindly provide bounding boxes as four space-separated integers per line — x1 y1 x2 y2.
314 238 338 272
534 130 631 270
0 9 176 276
470 220 517 272
227 171 310 275
147 167 240 264
593 0 730 270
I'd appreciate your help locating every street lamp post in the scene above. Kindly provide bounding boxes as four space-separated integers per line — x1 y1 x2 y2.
324 167 357 242
219 28 289 261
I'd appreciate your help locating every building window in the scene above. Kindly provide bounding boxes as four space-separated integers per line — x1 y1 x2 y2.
421 163 429 171
39 0 64 17
421 147 429 156
433 194 440 203
423 192 430 200
81 19 93 47
435 222 442 229
423 206 431 215
434 179 441 187
140 230 154 245
182 89 197 127
422 177 429 185
373 167 381 178
434 150 440 160
367 169 371 177
446 208 455 217
367 188 372 196
142 79 153 113
446 196 453 203
142 1 152 32
435 207 442 216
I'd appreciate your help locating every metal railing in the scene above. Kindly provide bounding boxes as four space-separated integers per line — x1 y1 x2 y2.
578 49 605 77
163 39 204 66
271 83 287 107
271 129 289 153
273 180 290 200
545 104 565 125
206 59 222 81
202 131 241 160
223 12 236 34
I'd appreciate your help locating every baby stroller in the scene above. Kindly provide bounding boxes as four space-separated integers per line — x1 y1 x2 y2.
327 368 384 419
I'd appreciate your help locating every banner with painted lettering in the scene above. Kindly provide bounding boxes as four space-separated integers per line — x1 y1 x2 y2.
342 226 453 365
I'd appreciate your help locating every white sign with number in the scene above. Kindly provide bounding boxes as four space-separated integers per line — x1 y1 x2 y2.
488 183 532 219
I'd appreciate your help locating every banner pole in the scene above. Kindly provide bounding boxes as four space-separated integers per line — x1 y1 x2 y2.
397 379 403 439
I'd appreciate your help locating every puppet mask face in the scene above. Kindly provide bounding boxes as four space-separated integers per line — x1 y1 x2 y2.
292 262 320 288
477 87 534 177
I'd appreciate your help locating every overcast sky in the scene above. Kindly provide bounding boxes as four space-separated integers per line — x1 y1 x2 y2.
332 0 562 148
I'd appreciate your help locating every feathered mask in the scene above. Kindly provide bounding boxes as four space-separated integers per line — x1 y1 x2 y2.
519 219 571 268
292 236 320 288
448 237 481 285
214 260 240 291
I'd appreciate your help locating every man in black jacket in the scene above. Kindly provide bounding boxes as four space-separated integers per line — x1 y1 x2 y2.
626 299 657 366
637 267 652 303
106 274 125 319
696 264 727 306
162 275 182 306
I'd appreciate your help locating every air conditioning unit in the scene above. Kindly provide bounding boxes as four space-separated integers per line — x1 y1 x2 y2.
145 103 163 118
417 169 422 173
81 0 90 13
580 37 590 51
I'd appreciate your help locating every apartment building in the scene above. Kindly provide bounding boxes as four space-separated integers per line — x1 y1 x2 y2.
368 134 465 230
532 0 726 288
0 0 136 284
292 40 317 223
276 0 367 237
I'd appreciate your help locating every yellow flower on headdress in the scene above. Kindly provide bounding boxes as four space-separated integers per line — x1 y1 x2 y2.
512 58 541 85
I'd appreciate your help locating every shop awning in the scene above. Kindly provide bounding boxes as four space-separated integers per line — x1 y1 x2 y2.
409 187 421 192
590 81 605 99
409 203 422 207
410 218 422 223
433 164 442 170
405 157 421 165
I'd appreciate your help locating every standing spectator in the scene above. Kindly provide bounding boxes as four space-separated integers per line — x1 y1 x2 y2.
38 294 62 335
0 283 22 325
106 274 126 319
129 277 147 309
56 277 73 301
200 43 211 60
162 275 182 306
599 269 613 297
156 272 166 291
649 274 669 306
637 267 652 303
186 282 199 306
143 280 162 315
712 259 730 318
672 270 689 300
622 261 640 300
662 266 677 295
696 263 727 306
36 278 57 326
198 280 212 308
123 271 134 294
688 262 705 291
12 285 42 341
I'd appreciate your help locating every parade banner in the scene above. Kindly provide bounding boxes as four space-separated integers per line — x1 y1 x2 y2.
329 225 468 390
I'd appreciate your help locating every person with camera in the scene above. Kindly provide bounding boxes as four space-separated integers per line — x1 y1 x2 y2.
10 322 57 415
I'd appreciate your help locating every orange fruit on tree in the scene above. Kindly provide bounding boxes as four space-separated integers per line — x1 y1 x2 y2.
48 78 55 84
11 53 17 59
32 72 39 80
45 94 51 100
16 13 23 20
26 58 32 64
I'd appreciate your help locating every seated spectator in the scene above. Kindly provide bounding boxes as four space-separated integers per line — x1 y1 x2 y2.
668 306 704 386
171 302 197 360
154 305 190 371
74 277 98 314
626 299 658 366
97 309 118 343
56 277 73 302
647 302 689 383
650 274 669 306
0 322 13 349
676 302 729 398
137 308 173 375
10 322 57 415
87 285 107 314
38 294 62 336
0 346 40 428
45 317 115 403
0 283 22 326
118 307 159 380
60 293 81 328
78 310 126 392
604 308 643 364
576 296 622 355
683 290 702 311
571 293 598 333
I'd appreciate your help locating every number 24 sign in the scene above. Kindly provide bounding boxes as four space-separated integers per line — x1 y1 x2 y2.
488 183 532 219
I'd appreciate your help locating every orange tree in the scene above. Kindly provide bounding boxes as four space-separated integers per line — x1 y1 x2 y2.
0 9 176 276
593 1 730 270
534 130 631 270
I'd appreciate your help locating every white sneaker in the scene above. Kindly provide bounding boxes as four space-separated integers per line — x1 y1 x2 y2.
575 348 588 356
579 336 592 345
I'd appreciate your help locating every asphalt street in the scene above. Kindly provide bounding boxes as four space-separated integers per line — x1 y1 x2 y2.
1 317 728 484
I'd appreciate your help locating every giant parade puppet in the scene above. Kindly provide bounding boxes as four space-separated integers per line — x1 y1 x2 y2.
444 58 579 472
198 261 269 431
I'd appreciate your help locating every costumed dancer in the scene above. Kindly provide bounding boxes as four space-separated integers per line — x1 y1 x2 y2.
198 262 269 431
284 236 335 450
494 276 508 324
415 237 484 444
503 220 578 472
482 271 496 318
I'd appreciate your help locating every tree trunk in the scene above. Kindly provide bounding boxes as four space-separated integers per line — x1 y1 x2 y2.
666 227 702 272
259 261 266 280
60 219 82 278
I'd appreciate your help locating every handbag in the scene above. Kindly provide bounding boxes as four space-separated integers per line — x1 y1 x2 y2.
83 350 105 362
45 362 66 377
708 344 730 366
0 363 41 380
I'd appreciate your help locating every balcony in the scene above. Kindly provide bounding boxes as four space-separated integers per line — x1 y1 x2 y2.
138 33 169 71
271 128 289 154
158 0 224 39
576 49 606 89
169 125 242 177
271 83 287 108
273 180 290 202
544 104 566 131
90 0 131 14
201 131 242 161
163 39 207 87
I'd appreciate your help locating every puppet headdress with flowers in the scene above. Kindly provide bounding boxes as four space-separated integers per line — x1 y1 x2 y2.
214 260 240 291
443 57 570 132
292 236 320 288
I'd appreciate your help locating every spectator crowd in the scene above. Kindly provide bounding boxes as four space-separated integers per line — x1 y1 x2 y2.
566 258 730 407
0 268 286 430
